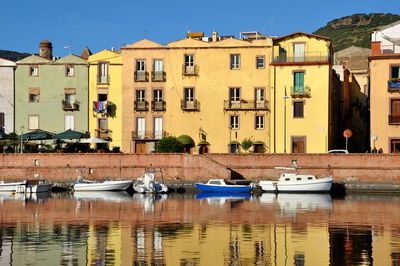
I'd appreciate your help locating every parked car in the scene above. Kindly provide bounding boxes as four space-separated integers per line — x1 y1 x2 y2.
328 149 349 154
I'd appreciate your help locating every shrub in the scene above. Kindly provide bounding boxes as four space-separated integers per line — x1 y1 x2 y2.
156 136 183 153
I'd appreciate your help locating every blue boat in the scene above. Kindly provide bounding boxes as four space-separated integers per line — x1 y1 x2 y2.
196 191 251 200
195 179 253 193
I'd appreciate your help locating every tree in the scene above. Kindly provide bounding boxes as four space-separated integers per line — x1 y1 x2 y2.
241 137 254 153
156 136 183 153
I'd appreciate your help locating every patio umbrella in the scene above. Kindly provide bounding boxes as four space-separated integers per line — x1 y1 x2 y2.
53 129 87 140
79 137 108 144
21 129 55 140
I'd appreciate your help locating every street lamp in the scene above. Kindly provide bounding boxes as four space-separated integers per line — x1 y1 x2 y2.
283 87 289 153
20 125 24 153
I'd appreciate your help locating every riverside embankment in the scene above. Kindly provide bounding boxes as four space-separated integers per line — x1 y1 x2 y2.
0 153 399 192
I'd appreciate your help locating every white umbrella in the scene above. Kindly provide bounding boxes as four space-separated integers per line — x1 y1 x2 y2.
79 137 108 144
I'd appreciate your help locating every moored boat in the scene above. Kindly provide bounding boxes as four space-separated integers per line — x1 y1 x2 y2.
195 179 253 193
15 180 52 193
133 168 168 194
73 178 133 191
0 181 26 192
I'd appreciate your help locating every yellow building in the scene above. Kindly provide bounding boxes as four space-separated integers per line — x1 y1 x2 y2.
88 50 123 150
122 31 272 154
270 32 333 153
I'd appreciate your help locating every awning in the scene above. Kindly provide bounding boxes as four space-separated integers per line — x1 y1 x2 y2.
64 88 76 94
29 87 40 95
79 137 109 144
197 140 210 145
53 129 87 140
21 129 54 140
177 135 195 146
253 141 265 145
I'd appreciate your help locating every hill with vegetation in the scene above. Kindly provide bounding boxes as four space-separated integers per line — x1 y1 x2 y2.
0 49 30 61
314 13 400 51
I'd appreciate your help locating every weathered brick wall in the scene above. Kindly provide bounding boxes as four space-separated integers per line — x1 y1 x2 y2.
0 153 399 183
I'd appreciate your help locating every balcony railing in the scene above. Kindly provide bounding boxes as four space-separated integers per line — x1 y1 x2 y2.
181 100 200 111
97 75 109 84
134 101 149 112
151 71 166 82
132 130 166 140
388 79 400 91
290 86 311 98
389 114 400 125
62 100 80 111
272 51 330 63
95 129 112 140
182 65 199 75
224 100 270 111
151 100 166 111
134 71 149 82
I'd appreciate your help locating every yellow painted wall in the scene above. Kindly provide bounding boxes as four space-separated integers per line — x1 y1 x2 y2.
88 50 123 150
271 34 331 153
370 57 400 153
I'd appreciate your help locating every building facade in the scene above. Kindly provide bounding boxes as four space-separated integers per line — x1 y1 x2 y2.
122 32 272 154
370 20 400 153
15 40 88 135
0 58 16 134
270 32 334 153
88 50 123 150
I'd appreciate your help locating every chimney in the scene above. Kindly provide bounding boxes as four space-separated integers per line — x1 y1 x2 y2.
39 39 53 60
212 31 218 42
371 41 381 56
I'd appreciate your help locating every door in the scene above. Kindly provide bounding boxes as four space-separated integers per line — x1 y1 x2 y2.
154 117 163 139
293 43 305 62
184 88 194 109
64 115 75 130
136 142 147 154
137 117 145 139
255 88 265 108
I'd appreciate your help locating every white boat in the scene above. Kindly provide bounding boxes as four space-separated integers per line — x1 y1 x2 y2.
0 181 25 192
73 191 132 202
73 178 133 191
133 168 168 194
15 180 52 193
259 167 333 193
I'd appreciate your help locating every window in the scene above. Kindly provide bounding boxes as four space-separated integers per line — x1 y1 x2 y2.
136 59 146 72
98 118 108 130
66 65 74 77
28 115 39 130
256 56 265 69
28 88 40 102
65 93 76 105
391 66 400 79
293 43 305 62
230 54 240 69
291 136 306 153
154 117 163 139
0 113 4 129
293 101 304 118
184 54 195 74
137 117 146 139
98 93 108 101
98 62 108 83
390 139 400 153
136 89 146 102
153 59 164 80
184 88 194 102
390 98 400 124
255 88 265 108
230 88 240 102
64 115 75 130
153 89 163 102
294 71 304 92
230 115 239 129
255 115 264 129
29 65 38 76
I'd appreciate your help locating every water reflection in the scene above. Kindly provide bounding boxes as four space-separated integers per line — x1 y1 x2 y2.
0 192 400 265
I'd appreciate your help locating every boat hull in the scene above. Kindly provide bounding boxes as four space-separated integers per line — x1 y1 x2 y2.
277 178 333 192
73 180 133 191
195 183 252 193
0 182 25 192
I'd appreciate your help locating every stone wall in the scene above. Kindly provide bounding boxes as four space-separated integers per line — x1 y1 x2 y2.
0 153 399 184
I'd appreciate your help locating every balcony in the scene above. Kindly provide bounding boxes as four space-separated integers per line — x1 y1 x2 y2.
95 128 112 140
151 71 166 82
290 86 311 98
134 101 149 112
389 114 400 125
272 51 330 64
151 100 166 111
182 65 199 76
132 130 166 140
97 75 109 84
224 100 270 111
388 79 400 91
134 71 149 82
181 100 200 111
62 100 80 111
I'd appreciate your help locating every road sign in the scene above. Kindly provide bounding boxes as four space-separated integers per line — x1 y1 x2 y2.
343 129 352 138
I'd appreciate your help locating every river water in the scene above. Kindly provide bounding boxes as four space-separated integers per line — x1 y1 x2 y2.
0 191 399 265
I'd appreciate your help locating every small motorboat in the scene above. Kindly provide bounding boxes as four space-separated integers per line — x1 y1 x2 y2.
259 167 333 193
195 179 253 193
133 168 168 194
15 180 52 193
0 181 26 192
73 178 133 191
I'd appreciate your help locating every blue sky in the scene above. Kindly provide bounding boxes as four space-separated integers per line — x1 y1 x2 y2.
1 0 398 56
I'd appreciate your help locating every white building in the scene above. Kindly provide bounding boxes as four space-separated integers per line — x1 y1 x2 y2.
371 20 400 54
0 58 16 134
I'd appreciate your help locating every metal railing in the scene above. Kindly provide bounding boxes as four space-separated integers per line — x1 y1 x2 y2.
62 100 80 111
381 44 400 54
290 86 311 98
131 130 166 140
134 71 149 82
181 100 200 111
151 100 166 111
223 100 270 110
95 128 112 140
151 71 166 81
134 101 149 112
272 51 330 63
388 80 400 91
389 115 400 124
182 65 199 75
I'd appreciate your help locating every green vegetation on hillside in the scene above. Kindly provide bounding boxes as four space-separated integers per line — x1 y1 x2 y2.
314 13 400 51
0 50 30 61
